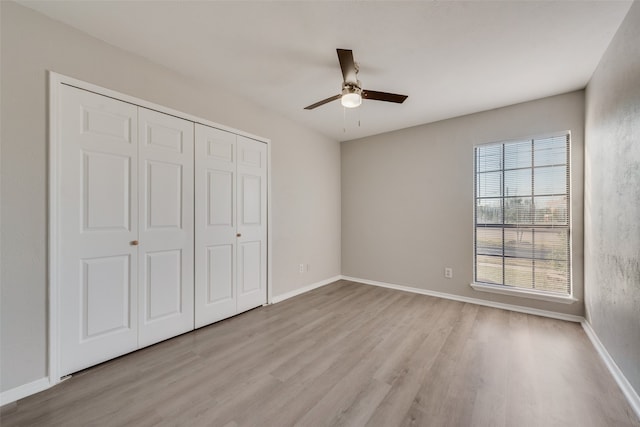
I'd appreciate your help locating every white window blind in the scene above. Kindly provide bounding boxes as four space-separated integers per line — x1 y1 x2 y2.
474 133 571 295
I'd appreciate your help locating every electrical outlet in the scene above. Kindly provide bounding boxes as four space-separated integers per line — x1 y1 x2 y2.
444 267 453 279
299 264 304 273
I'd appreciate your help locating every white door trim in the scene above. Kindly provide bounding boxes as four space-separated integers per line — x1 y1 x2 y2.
48 71 272 386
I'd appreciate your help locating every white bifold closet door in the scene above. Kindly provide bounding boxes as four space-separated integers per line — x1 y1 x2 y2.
59 85 139 376
137 108 194 347
58 85 194 376
194 124 267 328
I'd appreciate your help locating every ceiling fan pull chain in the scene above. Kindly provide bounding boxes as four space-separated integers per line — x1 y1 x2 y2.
343 106 346 133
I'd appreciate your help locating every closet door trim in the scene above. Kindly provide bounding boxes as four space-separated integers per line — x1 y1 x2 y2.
48 71 272 386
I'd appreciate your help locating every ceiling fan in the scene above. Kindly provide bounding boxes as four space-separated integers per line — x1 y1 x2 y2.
304 49 408 110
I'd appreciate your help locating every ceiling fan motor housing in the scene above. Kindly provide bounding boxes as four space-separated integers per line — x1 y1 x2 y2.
342 81 362 96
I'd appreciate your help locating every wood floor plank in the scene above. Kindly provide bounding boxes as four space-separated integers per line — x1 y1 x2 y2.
1 280 638 427
365 300 469 427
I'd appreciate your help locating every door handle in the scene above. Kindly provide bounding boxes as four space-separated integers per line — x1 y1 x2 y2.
130 240 139 246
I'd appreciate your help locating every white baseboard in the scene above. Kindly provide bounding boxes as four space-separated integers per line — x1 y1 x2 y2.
341 275 584 323
271 275 342 304
0 377 50 406
582 320 640 421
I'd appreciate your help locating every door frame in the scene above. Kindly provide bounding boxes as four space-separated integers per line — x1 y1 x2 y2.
48 71 273 386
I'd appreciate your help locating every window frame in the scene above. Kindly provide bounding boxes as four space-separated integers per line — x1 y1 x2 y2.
471 131 577 304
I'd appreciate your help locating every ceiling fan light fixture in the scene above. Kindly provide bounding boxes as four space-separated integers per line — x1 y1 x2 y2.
341 83 362 108
341 92 362 108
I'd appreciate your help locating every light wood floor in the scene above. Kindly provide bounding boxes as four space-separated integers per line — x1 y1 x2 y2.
2 280 638 426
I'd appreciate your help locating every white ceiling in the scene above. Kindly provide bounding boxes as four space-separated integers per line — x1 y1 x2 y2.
21 1 632 142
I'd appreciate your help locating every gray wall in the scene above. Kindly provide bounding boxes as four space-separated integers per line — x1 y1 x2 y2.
584 1 640 396
342 91 585 317
0 1 341 393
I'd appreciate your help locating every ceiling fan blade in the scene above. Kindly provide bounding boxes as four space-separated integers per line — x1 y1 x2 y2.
362 90 408 104
337 49 357 84
304 94 341 110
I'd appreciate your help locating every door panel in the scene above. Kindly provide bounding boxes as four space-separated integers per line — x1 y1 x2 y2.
238 241 261 293
236 136 267 312
207 244 234 303
81 106 133 141
195 125 237 327
82 151 131 231
138 108 194 347
82 255 131 338
145 250 182 320
142 122 184 153
146 161 183 229
241 175 262 225
208 170 233 226
239 144 262 168
59 85 139 376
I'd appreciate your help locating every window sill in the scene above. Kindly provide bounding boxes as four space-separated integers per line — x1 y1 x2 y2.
470 282 578 304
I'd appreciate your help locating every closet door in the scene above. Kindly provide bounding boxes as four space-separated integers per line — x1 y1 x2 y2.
236 136 268 312
59 85 139 376
195 127 267 326
194 125 238 327
137 108 194 347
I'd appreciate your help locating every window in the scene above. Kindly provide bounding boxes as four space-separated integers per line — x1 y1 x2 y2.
473 133 571 297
